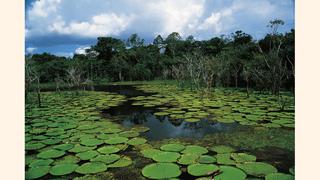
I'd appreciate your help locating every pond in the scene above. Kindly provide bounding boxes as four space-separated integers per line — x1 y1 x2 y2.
25 84 295 180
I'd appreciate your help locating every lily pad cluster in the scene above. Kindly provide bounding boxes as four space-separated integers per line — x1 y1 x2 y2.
130 84 294 128
25 91 148 179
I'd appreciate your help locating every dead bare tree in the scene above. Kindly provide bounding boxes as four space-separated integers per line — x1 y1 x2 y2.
25 60 42 107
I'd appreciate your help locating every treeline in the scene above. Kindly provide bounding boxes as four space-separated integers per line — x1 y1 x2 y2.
26 19 294 95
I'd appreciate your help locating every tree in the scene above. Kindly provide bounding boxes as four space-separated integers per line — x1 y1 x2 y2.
126 33 144 48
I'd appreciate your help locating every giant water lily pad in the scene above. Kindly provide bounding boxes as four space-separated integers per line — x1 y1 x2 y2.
236 162 277 177
80 138 104 146
231 153 256 163
50 163 79 176
37 149 65 159
29 159 54 167
127 137 147 145
214 166 246 180
26 142 46 150
152 151 180 163
105 137 128 144
177 154 199 165
216 154 236 165
97 146 120 154
265 173 294 180
160 143 185 152
211 145 235 153
53 155 80 165
142 163 181 179
108 156 133 168
198 155 217 164
119 131 139 138
187 164 219 176
75 162 108 174
26 166 50 179
182 145 208 155
53 143 74 151
76 150 99 160
141 148 163 158
91 154 120 164
68 144 96 153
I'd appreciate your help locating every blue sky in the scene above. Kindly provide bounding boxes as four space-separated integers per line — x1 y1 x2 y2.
25 0 294 57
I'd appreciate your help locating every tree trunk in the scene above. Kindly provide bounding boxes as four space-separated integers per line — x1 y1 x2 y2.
36 78 41 108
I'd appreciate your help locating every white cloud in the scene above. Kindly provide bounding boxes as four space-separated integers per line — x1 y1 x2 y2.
26 47 37 54
75 46 90 55
28 0 61 18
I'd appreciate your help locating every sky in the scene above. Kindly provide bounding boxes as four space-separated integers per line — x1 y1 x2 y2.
25 0 294 57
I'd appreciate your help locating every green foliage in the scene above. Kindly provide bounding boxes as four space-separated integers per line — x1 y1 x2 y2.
236 162 278 177
187 163 219 176
142 163 181 179
26 166 50 179
75 162 108 174
50 163 79 176
214 166 247 180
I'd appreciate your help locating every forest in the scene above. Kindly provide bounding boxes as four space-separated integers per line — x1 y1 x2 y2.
26 20 294 96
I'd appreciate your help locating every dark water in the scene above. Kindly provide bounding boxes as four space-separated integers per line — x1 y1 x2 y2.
100 85 240 140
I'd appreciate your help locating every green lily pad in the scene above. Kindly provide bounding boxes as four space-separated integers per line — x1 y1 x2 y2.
127 137 147 145
50 163 79 176
265 173 294 180
42 138 62 145
131 126 150 133
37 149 65 159
105 137 128 144
152 151 180 163
80 138 104 146
29 159 54 167
142 163 181 179
53 143 74 151
214 166 247 180
26 166 50 179
182 145 208 155
76 150 99 160
118 131 139 138
198 155 217 164
75 162 108 174
211 145 235 153
26 142 46 150
108 156 133 168
68 144 96 153
97 146 120 154
185 118 200 122
187 163 219 176
160 143 185 152
236 162 277 177
177 154 199 165
141 148 163 158
231 153 256 163
53 155 80 165
91 154 120 164
216 153 236 165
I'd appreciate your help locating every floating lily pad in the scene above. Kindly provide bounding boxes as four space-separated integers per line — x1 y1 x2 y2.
37 149 65 159
68 144 96 153
26 142 46 150
182 145 208 155
76 150 99 160
141 148 163 158
108 156 133 168
198 155 217 164
185 118 201 123
187 163 219 176
131 126 150 133
97 146 120 154
236 162 277 177
211 145 235 153
119 131 139 138
214 166 247 180
91 154 120 164
152 152 180 163
26 166 50 179
53 143 74 151
127 137 147 145
50 163 79 176
265 173 294 180
105 137 128 144
80 138 104 146
53 155 80 165
216 153 236 165
29 159 54 167
142 163 181 179
42 138 62 145
75 162 108 174
231 153 256 163
177 154 199 165
160 143 185 152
